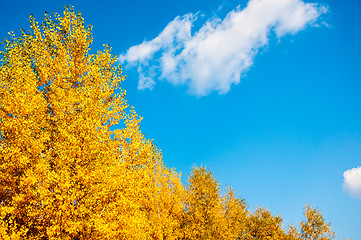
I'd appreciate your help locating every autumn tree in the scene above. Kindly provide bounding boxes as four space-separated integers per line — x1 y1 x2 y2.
247 206 287 239
284 205 336 240
300 205 335 240
223 187 249 239
182 166 226 239
0 7 184 239
286 224 302 240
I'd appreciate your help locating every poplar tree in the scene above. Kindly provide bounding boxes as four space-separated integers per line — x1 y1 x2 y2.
0 7 183 239
300 205 335 240
247 207 286 239
223 188 249 239
182 166 226 240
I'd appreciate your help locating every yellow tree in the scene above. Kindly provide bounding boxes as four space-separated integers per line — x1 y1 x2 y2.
300 205 335 240
223 188 249 239
182 166 226 240
130 142 185 240
247 207 287 239
0 7 184 239
285 224 302 240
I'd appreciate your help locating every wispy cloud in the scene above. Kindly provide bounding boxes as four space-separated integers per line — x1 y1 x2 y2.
343 166 361 198
119 0 327 96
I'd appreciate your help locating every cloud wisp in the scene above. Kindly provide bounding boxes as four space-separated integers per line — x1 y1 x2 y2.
343 166 361 198
119 0 327 96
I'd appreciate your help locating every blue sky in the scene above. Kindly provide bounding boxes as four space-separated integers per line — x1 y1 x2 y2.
1 0 361 238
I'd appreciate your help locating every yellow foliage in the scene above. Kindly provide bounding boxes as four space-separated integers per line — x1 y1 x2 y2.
300 205 336 240
223 188 249 239
247 207 286 239
0 7 184 239
0 7 341 240
182 166 226 239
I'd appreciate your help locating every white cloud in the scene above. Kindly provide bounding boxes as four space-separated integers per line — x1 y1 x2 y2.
343 166 361 197
119 0 327 96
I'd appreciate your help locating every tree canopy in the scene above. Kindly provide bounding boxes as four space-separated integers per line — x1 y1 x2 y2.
0 7 338 239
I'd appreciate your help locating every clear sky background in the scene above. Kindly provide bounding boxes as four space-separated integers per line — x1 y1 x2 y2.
1 0 361 239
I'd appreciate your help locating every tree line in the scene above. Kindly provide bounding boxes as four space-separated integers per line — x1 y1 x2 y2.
0 7 338 239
